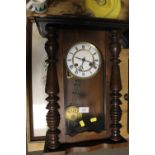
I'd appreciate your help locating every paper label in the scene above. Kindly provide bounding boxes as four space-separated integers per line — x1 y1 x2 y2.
79 107 89 113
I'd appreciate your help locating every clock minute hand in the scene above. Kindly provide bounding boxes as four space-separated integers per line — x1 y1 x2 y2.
75 57 83 61
84 59 92 63
75 56 92 63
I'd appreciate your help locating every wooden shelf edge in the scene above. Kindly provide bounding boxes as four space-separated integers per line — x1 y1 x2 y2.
66 141 128 154
28 141 45 152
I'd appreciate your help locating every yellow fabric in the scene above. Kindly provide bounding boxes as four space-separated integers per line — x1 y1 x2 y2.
90 117 97 122
85 0 121 19
79 120 85 127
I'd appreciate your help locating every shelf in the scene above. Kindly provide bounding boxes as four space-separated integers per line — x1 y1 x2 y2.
27 0 129 21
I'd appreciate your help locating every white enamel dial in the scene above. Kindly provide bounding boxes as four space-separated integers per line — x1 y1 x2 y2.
66 42 102 79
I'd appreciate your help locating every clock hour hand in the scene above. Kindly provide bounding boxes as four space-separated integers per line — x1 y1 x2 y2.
79 58 85 71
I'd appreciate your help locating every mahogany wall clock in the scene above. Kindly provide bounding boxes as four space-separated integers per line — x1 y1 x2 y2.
27 15 128 154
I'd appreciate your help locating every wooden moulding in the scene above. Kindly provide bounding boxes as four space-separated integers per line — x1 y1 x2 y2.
44 138 127 154
44 141 128 155
26 16 129 153
35 16 128 38
27 140 128 153
44 26 61 149
109 30 122 141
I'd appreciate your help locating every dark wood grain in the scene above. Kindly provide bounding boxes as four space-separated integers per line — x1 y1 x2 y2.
61 30 111 143
35 16 128 37
26 17 35 141
44 26 60 149
109 30 122 141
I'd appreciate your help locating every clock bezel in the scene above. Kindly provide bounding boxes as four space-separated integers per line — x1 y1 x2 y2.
66 41 102 79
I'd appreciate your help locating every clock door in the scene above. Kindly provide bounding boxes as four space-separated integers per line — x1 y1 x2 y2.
59 29 111 143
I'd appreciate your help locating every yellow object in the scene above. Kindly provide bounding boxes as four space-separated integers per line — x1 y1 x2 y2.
79 120 85 127
85 0 121 19
65 106 82 121
90 117 97 122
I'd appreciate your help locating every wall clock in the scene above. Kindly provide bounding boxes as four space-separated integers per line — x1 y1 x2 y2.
29 16 129 154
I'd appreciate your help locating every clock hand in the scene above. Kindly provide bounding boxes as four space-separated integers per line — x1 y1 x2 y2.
74 57 83 70
78 65 83 71
81 58 85 69
83 59 97 69
85 59 92 63
89 62 97 69
79 60 84 71
75 57 83 61
75 56 93 64
75 57 97 69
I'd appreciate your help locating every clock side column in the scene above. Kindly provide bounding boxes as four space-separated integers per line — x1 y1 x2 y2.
44 26 60 149
109 30 123 141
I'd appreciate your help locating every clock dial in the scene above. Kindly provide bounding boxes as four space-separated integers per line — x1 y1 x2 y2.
66 42 102 79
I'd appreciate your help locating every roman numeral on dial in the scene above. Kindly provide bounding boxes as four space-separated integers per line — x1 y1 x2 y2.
75 47 78 51
70 65 73 69
82 72 85 76
82 45 85 49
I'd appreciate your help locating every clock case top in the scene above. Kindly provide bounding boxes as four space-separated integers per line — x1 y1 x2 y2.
35 15 128 37
33 16 128 152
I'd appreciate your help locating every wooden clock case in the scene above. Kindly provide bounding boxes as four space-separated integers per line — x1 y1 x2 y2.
27 15 128 154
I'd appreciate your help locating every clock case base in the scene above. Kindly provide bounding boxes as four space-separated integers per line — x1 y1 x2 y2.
33 16 128 153
44 137 127 154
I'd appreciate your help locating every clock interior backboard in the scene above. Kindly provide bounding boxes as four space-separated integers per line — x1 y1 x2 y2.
64 63 105 135
57 29 111 143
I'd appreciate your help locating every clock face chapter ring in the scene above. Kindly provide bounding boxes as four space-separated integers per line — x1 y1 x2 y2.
66 42 102 79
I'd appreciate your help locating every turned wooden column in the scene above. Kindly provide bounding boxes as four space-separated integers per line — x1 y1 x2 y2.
109 30 122 141
44 26 60 149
